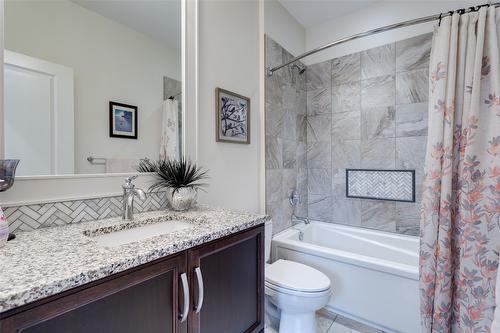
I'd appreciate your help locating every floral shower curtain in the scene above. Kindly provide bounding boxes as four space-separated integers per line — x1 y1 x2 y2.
159 99 179 161
420 6 500 332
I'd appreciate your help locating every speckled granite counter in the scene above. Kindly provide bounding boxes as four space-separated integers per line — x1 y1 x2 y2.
0 206 269 313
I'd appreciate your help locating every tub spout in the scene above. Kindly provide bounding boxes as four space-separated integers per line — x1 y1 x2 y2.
292 214 310 225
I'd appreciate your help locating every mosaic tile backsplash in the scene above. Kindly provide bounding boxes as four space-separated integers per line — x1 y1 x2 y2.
4 192 168 233
265 33 431 236
346 169 415 202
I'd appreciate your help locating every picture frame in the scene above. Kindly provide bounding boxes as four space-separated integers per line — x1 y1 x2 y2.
215 88 250 144
109 101 138 139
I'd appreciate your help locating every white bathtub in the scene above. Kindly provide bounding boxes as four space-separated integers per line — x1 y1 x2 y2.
271 222 420 333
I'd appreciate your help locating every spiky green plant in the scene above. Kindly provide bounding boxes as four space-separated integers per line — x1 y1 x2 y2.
137 158 208 193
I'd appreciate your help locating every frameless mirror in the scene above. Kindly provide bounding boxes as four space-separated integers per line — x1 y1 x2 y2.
3 0 182 176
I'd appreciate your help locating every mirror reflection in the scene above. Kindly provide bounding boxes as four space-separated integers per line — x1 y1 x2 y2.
3 0 182 176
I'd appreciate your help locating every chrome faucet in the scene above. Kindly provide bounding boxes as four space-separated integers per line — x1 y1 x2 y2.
122 175 146 220
292 213 310 225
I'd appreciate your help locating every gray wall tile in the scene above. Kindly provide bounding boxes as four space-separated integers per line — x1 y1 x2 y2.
396 69 429 105
361 106 396 140
308 169 332 195
266 74 284 106
332 110 361 140
331 175 361 225
396 136 427 197
361 75 395 108
267 34 430 236
265 35 283 68
282 83 299 112
396 33 432 72
296 114 307 142
265 36 307 234
395 136 427 172
332 139 361 177
296 168 309 217
308 194 333 221
395 102 428 137
396 202 420 236
282 111 297 140
283 169 298 197
306 60 332 90
265 102 283 137
265 135 282 169
296 142 307 169
307 114 332 142
307 88 331 115
283 140 297 169
361 201 396 232
307 141 332 169
361 44 395 79
361 138 396 169
332 82 361 112
332 53 361 85
265 169 283 203
266 201 286 234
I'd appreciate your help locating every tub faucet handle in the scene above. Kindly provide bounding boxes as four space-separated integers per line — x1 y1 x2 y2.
288 189 301 206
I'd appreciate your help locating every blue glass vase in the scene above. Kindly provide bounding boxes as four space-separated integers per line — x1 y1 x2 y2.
0 159 20 245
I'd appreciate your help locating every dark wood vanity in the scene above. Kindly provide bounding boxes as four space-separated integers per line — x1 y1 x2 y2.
0 225 264 333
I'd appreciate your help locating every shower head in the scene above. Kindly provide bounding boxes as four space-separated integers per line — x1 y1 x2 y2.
291 63 306 74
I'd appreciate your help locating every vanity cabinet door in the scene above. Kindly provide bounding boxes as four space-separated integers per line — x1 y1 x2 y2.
0 253 188 333
187 225 264 333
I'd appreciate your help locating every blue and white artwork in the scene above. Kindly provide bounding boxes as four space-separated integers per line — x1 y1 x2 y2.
110 102 137 139
216 88 250 144
114 109 133 133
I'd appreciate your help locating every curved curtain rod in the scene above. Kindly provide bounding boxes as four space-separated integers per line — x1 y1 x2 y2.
266 2 500 76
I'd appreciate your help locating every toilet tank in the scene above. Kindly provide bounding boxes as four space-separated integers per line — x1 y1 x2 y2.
265 220 273 263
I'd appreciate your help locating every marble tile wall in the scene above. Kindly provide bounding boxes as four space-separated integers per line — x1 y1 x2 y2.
306 33 432 236
265 36 307 234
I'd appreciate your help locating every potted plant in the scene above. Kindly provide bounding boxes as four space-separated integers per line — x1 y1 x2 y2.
137 158 208 211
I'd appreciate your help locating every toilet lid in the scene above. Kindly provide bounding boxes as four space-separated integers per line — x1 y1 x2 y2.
265 260 330 293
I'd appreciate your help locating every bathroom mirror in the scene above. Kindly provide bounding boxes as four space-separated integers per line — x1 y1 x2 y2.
2 0 183 176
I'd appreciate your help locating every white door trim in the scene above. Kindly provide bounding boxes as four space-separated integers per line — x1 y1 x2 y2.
5 50 75 175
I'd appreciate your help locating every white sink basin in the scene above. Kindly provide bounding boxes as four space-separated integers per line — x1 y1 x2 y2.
91 220 193 247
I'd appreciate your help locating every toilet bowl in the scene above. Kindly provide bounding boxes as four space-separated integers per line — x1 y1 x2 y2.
265 221 332 333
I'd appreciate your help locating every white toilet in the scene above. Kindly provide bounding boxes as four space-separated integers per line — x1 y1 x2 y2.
264 221 332 333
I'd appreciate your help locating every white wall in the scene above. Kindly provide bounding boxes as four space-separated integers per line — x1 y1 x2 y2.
196 0 262 213
305 0 486 65
264 0 305 56
5 0 181 174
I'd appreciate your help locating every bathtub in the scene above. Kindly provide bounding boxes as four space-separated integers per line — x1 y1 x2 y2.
271 221 420 333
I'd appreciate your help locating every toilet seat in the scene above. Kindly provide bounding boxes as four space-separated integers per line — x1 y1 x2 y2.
265 259 331 295
265 280 331 298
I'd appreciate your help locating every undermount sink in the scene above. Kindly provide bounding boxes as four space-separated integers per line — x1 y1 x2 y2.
90 220 193 247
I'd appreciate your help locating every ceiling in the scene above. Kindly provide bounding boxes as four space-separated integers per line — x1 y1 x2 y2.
278 0 380 28
71 0 181 50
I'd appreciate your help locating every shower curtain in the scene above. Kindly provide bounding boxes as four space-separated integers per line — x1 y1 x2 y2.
420 6 500 332
159 99 180 161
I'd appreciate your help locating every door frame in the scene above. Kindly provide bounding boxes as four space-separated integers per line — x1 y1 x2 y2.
4 50 74 175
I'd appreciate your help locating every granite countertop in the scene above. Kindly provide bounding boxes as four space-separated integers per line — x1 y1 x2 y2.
0 206 269 313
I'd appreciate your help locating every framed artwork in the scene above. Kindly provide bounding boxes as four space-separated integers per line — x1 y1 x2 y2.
109 101 137 139
215 88 250 144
